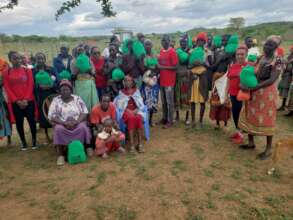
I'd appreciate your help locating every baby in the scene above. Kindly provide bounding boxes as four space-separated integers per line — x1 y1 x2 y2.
95 118 125 158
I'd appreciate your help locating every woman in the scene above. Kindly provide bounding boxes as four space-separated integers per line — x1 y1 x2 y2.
114 75 146 153
227 45 249 143
3 51 37 150
175 35 191 125
104 44 124 99
278 46 293 111
239 36 283 160
209 36 238 129
71 45 98 111
141 39 160 126
33 52 57 142
90 46 106 101
48 80 92 166
0 58 12 142
189 32 209 128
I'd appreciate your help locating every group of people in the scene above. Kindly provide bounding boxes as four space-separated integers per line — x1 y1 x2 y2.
0 32 292 165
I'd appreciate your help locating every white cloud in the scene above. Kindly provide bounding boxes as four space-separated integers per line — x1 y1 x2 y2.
0 0 292 36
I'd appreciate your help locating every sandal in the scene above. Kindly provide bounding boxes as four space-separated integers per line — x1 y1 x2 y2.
239 144 256 150
257 151 272 160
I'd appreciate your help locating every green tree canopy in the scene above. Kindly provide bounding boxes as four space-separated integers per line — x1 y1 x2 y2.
0 0 116 20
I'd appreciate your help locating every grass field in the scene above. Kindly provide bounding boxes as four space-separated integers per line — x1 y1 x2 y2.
0 108 292 220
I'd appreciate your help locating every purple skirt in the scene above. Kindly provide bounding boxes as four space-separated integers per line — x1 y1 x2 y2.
53 122 92 145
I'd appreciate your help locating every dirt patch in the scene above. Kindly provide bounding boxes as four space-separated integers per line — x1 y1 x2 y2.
0 111 293 220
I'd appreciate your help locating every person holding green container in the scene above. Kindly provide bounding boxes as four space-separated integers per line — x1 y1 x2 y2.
188 32 209 129
33 52 57 143
104 44 124 99
121 39 145 88
175 34 191 125
71 45 98 111
141 39 159 126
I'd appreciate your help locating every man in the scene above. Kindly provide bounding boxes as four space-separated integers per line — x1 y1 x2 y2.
102 35 121 59
137 32 145 44
53 45 73 76
90 94 117 133
158 34 179 129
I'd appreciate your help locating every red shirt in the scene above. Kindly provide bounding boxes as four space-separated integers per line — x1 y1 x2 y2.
3 67 34 103
91 56 107 88
90 102 116 124
159 48 178 87
227 62 248 96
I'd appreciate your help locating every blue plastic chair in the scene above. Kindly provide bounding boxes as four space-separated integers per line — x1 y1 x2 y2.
116 105 150 142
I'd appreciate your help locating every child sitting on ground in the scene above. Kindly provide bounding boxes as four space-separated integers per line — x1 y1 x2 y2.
95 118 126 158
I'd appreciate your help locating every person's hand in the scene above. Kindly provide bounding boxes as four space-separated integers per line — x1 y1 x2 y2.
157 64 164 70
133 109 139 115
239 84 251 91
40 85 51 90
16 100 26 109
191 74 198 81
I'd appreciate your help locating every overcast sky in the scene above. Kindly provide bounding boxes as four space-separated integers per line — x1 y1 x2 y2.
0 0 292 36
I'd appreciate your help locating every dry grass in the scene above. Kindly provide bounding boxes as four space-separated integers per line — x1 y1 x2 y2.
0 110 293 220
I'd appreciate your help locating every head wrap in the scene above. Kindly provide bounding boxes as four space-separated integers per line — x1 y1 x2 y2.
196 32 208 42
144 39 152 46
59 80 73 90
276 47 285 57
266 35 281 46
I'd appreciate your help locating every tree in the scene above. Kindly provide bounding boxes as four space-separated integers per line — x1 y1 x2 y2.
228 17 245 31
0 0 116 20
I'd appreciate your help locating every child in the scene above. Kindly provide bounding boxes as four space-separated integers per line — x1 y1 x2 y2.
95 118 126 158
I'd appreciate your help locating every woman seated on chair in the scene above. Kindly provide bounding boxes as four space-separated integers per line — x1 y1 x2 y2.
114 75 147 153
48 80 92 166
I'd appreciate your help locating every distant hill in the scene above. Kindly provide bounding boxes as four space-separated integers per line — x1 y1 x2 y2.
186 21 293 41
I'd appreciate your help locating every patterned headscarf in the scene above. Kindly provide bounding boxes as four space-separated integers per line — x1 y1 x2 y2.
59 80 73 90
266 35 281 46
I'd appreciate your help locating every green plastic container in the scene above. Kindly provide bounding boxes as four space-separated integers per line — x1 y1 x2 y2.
240 65 258 88
58 70 71 80
67 140 87 165
213 35 222 48
75 54 91 73
189 47 204 65
144 57 158 68
35 71 53 86
112 68 125 81
177 48 189 64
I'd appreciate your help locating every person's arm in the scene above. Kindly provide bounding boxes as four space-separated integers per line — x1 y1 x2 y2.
76 113 87 124
253 64 282 90
24 68 34 101
3 69 18 103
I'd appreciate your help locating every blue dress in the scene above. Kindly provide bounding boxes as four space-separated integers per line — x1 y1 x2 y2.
0 84 11 138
